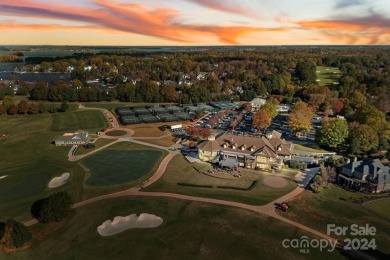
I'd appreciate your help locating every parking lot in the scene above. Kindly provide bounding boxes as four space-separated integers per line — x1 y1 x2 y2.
193 110 239 131
190 108 323 148
266 114 321 146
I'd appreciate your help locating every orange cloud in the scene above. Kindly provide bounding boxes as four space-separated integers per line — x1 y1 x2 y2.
295 14 390 44
0 0 284 44
187 0 259 19
195 26 289 44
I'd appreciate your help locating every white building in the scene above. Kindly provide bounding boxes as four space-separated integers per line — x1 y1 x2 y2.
250 98 266 111
54 130 90 146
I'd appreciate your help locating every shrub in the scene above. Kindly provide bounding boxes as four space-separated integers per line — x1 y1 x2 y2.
288 160 307 170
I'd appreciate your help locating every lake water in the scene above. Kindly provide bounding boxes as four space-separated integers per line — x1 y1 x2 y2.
0 49 78 81
0 71 71 82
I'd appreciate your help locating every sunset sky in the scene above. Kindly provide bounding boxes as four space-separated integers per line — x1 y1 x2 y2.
0 0 390 45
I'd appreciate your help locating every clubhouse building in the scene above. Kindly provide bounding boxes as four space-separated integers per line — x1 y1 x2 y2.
54 130 90 146
198 130 294 170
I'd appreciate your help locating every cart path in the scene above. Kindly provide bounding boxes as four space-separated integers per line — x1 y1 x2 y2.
24 155 334 243
22 105 336 242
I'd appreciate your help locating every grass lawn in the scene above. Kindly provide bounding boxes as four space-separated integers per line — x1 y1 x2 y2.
84 102 175 110
316 66 341 87
127 123 169 137
50 110 108 132
83 102 127 110
279 168 301 178
0 110 107 221
137 135 176 147
81 142 168 199
364 198 390 218
74 138 115 155
278 184 390 255
294 144 329 153
9 197 345 259
144 155 297 205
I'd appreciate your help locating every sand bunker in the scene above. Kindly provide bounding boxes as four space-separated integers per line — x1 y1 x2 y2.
0 175 7 180
97 213 163 236
48 172 70 188
263 176 289 188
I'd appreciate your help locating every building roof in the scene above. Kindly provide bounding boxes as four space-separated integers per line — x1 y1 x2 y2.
250 98 266 105
198 131 293 158
219 158 239 168
54 130 89 143
342 159 390 182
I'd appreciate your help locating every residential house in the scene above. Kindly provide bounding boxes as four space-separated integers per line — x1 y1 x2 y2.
338 159 390 193
198 130 294 170
54 130 90 146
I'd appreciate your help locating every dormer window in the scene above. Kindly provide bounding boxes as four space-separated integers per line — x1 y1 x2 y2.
250 145 256 152
223 143 227 148
277 145 282 151
232 145 236 149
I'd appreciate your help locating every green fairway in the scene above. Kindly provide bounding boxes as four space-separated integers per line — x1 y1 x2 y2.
84 102 127 110
364 198 390 218
82 147 164 186
316 66 341 87
144 155 297 205
50 110 108 132
0 110 108 221
80 142 168 200
8 197 345 259
279 185 390 254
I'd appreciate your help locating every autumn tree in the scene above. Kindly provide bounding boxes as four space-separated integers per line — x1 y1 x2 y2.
289 101 314 135
315 118 349 148
29 80 48 100
348 124 379 154
348 91 366 110
2 96 14 111
185 127 211 139
262 97 279 119
252 109 271 131
7 104 17 115
17 100 29 114
303 85 331 111
28 103 39 114
0 219 32 249
295 61 317 85
242 102 252 112
207 117 219 127
330 99 344 115
160 84 178 102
